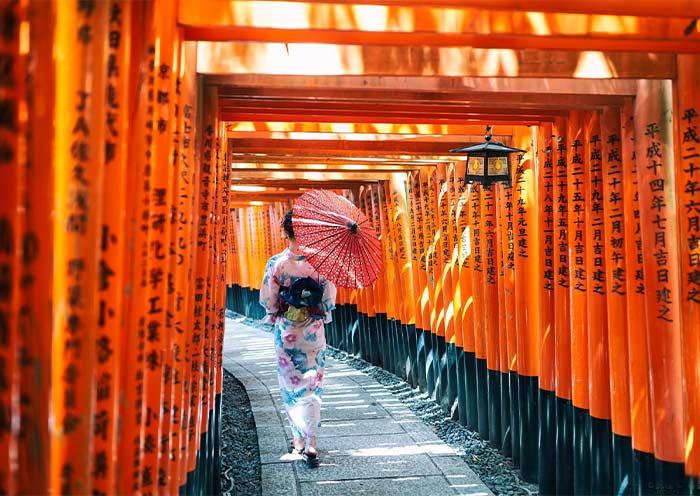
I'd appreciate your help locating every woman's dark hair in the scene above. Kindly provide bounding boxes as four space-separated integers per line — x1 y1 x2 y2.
282 210 295 240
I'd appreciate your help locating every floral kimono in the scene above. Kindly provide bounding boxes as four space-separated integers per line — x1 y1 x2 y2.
260 248 337 444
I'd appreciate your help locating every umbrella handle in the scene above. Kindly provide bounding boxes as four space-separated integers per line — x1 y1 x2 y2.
348 222 359 234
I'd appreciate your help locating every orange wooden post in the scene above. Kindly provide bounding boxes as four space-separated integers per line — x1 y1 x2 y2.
444 164 461 413
408 171 428 390
381 180 406 378
362 186 377 365
566 110 591 494
512 126 541 482
634 80 686 492
356 186 371 360
454 163 477 429
19 3 54 494
0 1 25 492
384 180 405 375
600 105 634 493
419 168 438 397
410 171 431 391
434 164 454 411
481 184 501 447
167 40 198 495
188 87 217 486
469 183 488 439
583 110 614 495
389 175 417 381
448 165 461 347
494 182 515 456
51 2 109 493
537 123 557 494
118 2 155 492
433 165 448 342
623 102 654 478
675 55 700 487
552 117 573 494
140 1 179 490
92 2 131 494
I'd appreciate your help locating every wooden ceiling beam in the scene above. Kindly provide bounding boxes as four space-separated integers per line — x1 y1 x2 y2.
189 26 700 54
218 87 625 109
181 0 700 20
228 137 484 155
218 100 568 117
226 126 510 139
206 74 639 95
230 179 381 188
230 170 404 181
221 112 547 125
197 43 675 79
231 162 428 171
228 154 449 165
228 151 458 161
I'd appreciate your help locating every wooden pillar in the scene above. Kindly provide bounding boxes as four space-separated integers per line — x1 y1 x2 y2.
51 2 109 493
634 79 685 493
600 105 634 494
18 2 54 494
566 109 591 494
675 54 700 487
552 117 573 494
92 2 131 494
512 126 540 482
584 110 613 495
470 183 488 440
537 123 557 494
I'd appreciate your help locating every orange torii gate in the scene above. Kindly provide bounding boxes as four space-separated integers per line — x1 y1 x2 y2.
1 1 700 495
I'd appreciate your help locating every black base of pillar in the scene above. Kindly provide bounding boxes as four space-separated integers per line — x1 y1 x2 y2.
464 353 478 432
573 405 592 495
500 371 512 457
446 343 459 420
509 370 520 468
416 328 428 392
475 357 489 440
518 374 538 483
538 388 557 495
632 448 657 495
654 458 689 496
590 416 613 495
555 396 574 495
406 324 418 388
487 368 502 449
455 348 468 426
612 433 633 495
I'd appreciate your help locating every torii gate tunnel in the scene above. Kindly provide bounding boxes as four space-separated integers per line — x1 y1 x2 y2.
0 0 699 495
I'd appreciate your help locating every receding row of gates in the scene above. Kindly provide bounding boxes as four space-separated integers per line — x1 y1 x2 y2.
229 83 700 494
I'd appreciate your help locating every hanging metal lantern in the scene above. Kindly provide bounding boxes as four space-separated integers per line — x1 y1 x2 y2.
450 126 525 187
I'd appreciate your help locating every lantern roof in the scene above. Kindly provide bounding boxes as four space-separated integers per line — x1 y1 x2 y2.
450 137 526 154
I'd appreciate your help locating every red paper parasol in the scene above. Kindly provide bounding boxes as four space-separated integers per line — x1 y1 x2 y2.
292 189 383 288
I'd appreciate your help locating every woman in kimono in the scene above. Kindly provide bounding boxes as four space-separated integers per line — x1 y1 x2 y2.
260 210 337 468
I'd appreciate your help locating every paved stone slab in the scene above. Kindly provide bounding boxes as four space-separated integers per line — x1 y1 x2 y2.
431 456 495 495
223 318 492 496
319 433 454 457
295 452 441 482
284 418 405 439
299 475 460 496
262 463 299 496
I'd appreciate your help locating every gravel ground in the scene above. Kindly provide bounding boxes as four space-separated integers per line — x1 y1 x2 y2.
237 315 538 496
221 370 262 496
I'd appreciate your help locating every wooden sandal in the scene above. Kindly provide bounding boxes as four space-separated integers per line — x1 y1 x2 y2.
302 450 319 468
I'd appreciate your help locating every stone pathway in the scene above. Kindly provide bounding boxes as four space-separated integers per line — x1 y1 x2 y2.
223 317 494 496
